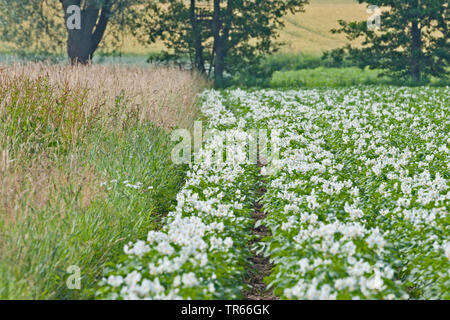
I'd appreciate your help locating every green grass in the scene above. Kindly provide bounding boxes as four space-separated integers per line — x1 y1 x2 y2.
1 127 186 299
230 52 360 87
261 53 328 72
270 67 390 88
0 68 196 299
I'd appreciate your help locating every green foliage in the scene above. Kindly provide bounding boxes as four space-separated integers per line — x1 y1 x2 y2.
229 52 361 88
95 93 261 299
216 0 310 74
213 86 449 299
332 0 449 81
134 0 309 86
96 164 260 300
0 1 65 56
146 51 192 69
270 67 389 88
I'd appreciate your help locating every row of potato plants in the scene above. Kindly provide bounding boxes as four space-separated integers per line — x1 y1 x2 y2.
221 87 449 299
97 86 448 300
96 90 259 299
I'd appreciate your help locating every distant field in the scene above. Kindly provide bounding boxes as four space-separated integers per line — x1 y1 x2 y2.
279 0 367 53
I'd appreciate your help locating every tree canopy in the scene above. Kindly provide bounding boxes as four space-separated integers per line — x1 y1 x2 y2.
332 0 449 81
132 0 309 87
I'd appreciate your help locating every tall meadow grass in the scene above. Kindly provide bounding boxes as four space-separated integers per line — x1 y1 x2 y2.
0 63 207 299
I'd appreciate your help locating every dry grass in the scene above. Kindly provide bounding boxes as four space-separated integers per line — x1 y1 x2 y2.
0 147 103 221
1 63 207 130
0 63 206 221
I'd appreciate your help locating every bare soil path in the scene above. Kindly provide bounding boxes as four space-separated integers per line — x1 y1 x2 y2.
243 172 277 300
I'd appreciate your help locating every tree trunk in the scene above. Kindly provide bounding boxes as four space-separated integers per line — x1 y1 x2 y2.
410 19 422 81
211 0 232 88
61 0 110 65
190 0 206 74
214 41 226 88
411 21 422 81
212 0 224 87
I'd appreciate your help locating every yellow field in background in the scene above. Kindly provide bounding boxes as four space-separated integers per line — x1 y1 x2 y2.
118 0 367 56
279 0 367 53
